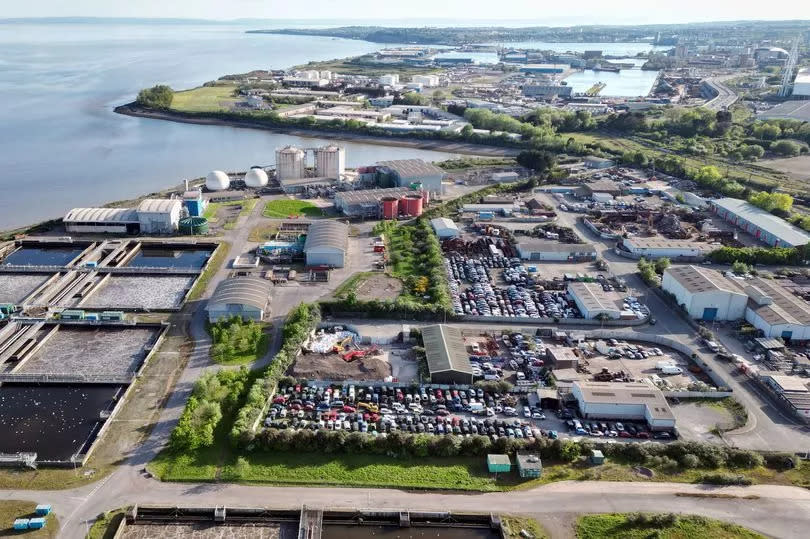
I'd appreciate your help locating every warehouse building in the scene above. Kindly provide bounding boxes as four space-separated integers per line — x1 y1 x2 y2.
567 282 622 320
761 375 810 421
662 265 748 321
523 84 573 99
206 276 272 323
64 208 139 234
744 277 810 341
420 324 474 385
136 199 182 234
583 157 616 170
333 187 416 217
303 220 349 268
516 239 597 262
430 217 461 239
621 237 714 259
376 159 445 195
792 68 810 97
710 198 810 247
571 381 676 430
581 178 621 196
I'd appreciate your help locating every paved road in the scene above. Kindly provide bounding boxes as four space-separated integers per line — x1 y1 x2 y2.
702 75 739 111
3 477 810 539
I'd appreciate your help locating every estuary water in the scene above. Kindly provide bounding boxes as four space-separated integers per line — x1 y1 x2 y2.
0 22 462 230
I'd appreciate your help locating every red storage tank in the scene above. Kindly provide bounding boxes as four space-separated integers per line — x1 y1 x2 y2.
381 197 399 219
401 194 424 216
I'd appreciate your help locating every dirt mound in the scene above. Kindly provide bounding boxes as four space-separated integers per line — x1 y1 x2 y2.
291 352 392 381
355 274 402 301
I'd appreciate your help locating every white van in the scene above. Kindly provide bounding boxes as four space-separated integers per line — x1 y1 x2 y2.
656 361 676 370
706 341 720 352
660 365 683 375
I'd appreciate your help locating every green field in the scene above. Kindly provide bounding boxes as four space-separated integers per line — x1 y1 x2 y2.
263 199 324 218
576 513 764 539
0 501 59 538
170 84 240 112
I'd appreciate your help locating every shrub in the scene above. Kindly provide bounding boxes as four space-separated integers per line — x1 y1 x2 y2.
680 453 701 469
763 452 798 471
700 473 753 486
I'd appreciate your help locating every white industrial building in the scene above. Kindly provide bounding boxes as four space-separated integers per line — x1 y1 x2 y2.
314 145 345 178
710 197 810 247
744 277 810 341
793 68 810 97
491 171 520 183
412 74 440 87
571 381 676 430
64 198 181 235
304 220 349 268
430 217 461 239
206 276 272 323
276 146 307 182
379 74 400 86
516 239 597 262
64 208 140 235
621 237 714 259
136 199 182 234
662 265 748 321
205 170 230 191
567 282 622 320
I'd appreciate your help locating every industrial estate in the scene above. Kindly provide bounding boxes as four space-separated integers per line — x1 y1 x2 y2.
4 16 810 539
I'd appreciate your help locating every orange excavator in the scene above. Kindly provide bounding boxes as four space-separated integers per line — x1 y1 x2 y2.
342 346 380 362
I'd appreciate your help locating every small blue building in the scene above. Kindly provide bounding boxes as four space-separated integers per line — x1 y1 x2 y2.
183 190 206 217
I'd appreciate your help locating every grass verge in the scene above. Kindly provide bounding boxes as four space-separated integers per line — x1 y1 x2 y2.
171 84 239 113
86 510 125 539
576 513 764 539
188 241 230 301
263 199 324 218
0 501 59 538
502 515 549 539
332 271 375 299
248 222 280 243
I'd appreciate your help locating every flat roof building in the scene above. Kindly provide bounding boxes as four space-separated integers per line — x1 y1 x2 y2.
523 84 573 99
621 237 715 259
516 239 597 262
571 380 676 430
662 265 748 321
710 198 810 247
376 159 446 195
206 276 272 323
430 217 461 239
516 453 543 478
304 221 349 268
420 324 474 385
334 187 413 217
567 282 622 320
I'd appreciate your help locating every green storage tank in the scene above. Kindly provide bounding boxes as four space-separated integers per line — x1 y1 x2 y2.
179 217 209 235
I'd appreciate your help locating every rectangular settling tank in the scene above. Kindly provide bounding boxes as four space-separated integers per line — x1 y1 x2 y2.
126 248 212 269
0 273 51 304
0 383 124 461
83 275 195 310
19 326 159 377
2 248 83 267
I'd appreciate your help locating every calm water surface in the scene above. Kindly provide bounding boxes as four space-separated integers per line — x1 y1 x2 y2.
0 23 462 230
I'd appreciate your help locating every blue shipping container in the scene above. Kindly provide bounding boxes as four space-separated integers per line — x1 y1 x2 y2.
13 519 30 530
28 517 46 529
35 504 52 516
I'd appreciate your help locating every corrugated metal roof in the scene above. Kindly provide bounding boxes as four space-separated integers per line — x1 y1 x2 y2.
376 159 445 178
712 198 810 246
575 380 674 420
137 199 182 213
64 207 139 223
304 221 349 253
206 277 271 311
517 239 596 253
421 324 473 375
664 265 746 295
430 217 459 232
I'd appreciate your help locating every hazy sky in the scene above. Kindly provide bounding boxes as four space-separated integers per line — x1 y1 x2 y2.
5 0 810 25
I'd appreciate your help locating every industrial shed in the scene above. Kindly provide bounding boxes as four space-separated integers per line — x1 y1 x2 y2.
430 217 460 239
621 237 714 259
571 381 676 430
206 276 271 322
567 282 622 320
376 159 445 195
710 198 810 247
421 324 474 385
137 199 182 234
744 277 810 341
63 208 140 234
662 265 748 321
304 220 349 268
516 239 597 262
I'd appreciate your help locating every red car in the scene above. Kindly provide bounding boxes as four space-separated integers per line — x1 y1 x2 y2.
636 431 650 439
342 406 356 413
618 430 632 438
273 396 286 404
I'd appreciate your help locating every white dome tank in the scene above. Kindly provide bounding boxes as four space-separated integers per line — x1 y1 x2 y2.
244 168 269 188
205 170 230 191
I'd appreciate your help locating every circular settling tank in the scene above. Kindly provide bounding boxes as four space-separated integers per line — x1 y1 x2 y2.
179 217 209 235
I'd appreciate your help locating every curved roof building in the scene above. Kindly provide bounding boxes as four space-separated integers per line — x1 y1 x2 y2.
206 276 272 322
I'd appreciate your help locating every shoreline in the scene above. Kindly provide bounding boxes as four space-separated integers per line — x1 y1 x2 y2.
113 104 521 158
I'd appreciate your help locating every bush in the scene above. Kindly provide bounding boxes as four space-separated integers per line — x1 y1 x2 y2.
209 316 265 364
680 453 701 469
763 452 798 471
700 473 753 486
136 84 173 108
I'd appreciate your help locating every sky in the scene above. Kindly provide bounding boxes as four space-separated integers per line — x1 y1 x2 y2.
4 0 810 25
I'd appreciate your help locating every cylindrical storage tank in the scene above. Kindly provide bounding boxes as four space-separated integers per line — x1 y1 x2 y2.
421 189 430 206
381 197 399 220
314 145 345 178
205 170 230 191
275 146 306 181
244 168 269 188
179 217 209 235
402 194 424 217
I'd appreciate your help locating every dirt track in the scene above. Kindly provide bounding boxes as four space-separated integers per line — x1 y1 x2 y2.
290 352 391 381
